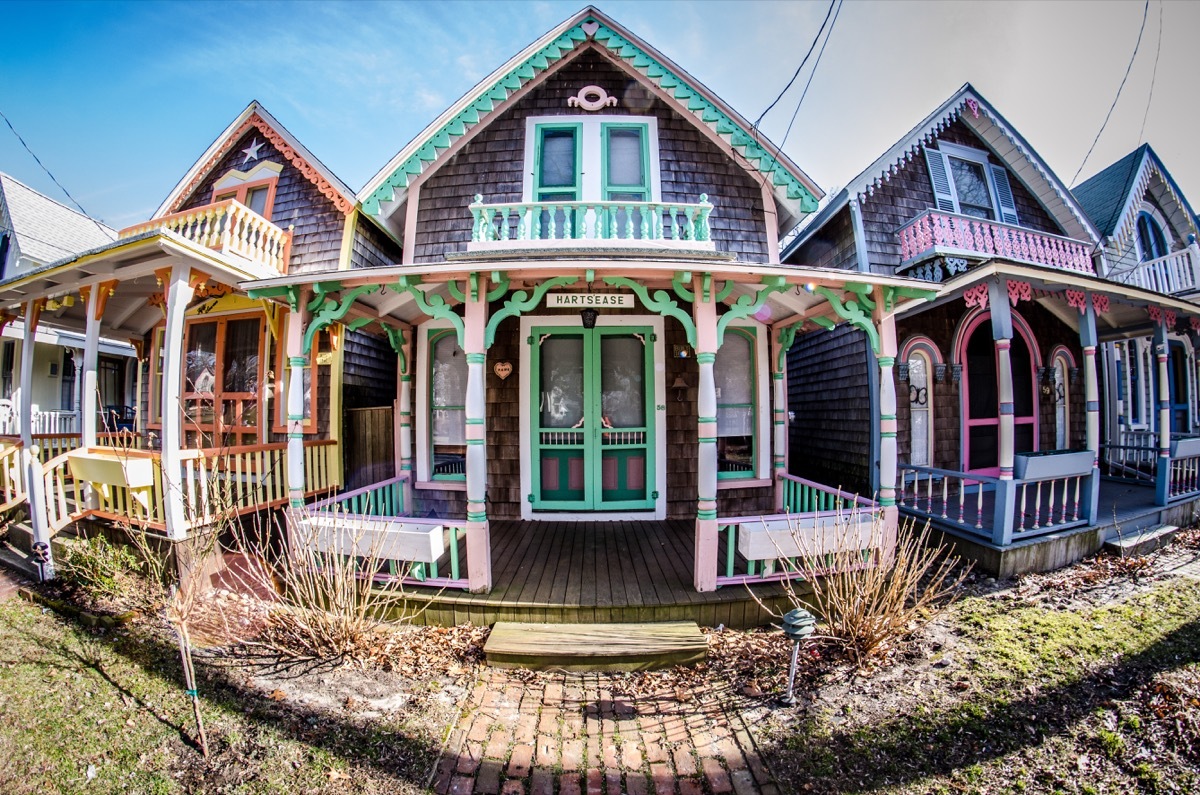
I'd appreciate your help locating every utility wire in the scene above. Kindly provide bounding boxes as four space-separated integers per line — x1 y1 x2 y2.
0 107 111 236
776 0 843 155
752 0 837 130
1070 0 1150 187
1138 0 1163 143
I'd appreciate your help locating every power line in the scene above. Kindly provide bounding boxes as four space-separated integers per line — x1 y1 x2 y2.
0 107 111 237
1138 0 1163 143
777 0 843 155
1070 0 1150 187
752 0 837 130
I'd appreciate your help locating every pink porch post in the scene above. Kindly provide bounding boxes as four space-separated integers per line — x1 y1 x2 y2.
284 298 310 508
874 298 900 550
463 281 493 593
692 279 719 592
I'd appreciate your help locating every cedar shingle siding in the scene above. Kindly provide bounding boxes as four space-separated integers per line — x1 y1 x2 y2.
351 215 402 270
412 49 769 264
790 205 857 271
177 130 345 275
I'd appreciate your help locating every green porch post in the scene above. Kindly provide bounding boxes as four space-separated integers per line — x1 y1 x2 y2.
988 281 1017 546
692 278 719 592
1081 300 1101 524
1153 318 1171 506
463 280 492 593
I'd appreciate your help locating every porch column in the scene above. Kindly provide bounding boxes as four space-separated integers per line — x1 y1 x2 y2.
79 286 103 447
159 263 196 539
396 331 414 511
1080 302 1101 524
19 300 52 579
1153 319 1171 505
770 329 787 512
463 284 492 593
284 303 309 508
987 281 1017 545
874 301 900 550
693 285 719 592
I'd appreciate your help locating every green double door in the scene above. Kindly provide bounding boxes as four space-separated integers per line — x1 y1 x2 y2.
531 326 655 511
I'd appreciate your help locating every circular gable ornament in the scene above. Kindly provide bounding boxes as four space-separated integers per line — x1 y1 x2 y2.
567 85 618 112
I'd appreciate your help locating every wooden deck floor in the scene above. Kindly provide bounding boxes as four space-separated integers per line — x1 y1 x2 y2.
399 519 792 629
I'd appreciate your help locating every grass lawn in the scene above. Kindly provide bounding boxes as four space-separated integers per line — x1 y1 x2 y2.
0 596 451 794
749 548 1200 794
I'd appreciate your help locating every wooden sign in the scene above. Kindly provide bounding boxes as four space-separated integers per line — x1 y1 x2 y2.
493 361 513 380
546 293 631 308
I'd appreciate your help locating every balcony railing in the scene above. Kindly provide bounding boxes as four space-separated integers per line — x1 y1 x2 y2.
120 199 291 274
898 209 1093 276
468 195 714 252
1120 248 1200 295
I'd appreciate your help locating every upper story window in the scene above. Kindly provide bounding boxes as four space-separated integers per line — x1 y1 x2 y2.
210 160 282 220
1136 208 1170 261
924 142 1019 226
524 116 660 205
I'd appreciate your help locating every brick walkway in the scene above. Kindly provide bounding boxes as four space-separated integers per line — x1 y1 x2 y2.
0 564 26 601
431 669 777 795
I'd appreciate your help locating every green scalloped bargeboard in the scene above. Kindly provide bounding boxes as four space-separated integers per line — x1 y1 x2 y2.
361 17 819 218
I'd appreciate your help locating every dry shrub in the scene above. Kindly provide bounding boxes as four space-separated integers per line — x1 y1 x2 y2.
767 510 970 666
224 508 424 666
58 533 146 603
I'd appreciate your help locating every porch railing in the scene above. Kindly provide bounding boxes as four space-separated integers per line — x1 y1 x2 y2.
897 209 1093 275
468 195 715 251
898 463 1092 545
0 441 26 512
120 198 291 274
1167 451 1200 501
307 475 471 590
715 475 880 588
0 404 79 436
1121 248 1199 295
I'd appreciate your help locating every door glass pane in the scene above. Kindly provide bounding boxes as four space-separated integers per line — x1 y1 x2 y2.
1054 362 1067 449
1014 424 1035 454
431 333 467 476
908 355 929 466
540 336 585 429
600 335 645 428
1011 334 1033 417
969 426 997 470
539 129 577 189
186 323 217 393
716 332 754 473
966 323 997 419
606 128 645 188
949 157 994 220
224 319 260 394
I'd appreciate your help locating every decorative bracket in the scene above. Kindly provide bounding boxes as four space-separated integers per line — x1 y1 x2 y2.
484 276 577 349
247 284 304 311
605 276 696 348
397 275 466 348
775 321 804 373
715 276 787 348
378 323 407 373
881 284 936 312
304 285 378 354
813 285 880 353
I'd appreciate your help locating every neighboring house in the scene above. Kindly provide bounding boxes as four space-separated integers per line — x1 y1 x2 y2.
0 102 396 577
0 173 134 434
784 84 1200 576
243 5 929 611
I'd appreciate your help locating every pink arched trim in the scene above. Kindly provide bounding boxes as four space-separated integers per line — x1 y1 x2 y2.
951 306 1044 368
899 335 945 366
1049 345 1078 369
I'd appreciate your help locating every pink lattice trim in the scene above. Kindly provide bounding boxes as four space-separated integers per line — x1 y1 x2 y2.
170 113 353 216
965 98 980 119
1091 294 1109 314
1148 306 1163 324
1165 310 1177 328
1191 317 1200 333
1006 280 1031 306
964 284 989 309
1065 289 1087 314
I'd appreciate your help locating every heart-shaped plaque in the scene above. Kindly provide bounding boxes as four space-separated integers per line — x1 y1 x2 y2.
493 361 514 380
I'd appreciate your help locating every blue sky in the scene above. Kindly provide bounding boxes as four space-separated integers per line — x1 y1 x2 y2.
2 0 1196 230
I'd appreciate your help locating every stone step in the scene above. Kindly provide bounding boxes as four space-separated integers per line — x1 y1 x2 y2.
1104 524 1181 557
484 620 707 671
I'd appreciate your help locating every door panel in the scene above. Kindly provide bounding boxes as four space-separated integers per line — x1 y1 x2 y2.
531 327 655 511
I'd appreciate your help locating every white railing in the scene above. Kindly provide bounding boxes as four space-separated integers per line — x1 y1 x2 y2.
120 198 291 274
468 195 714 251
1121 248 1199 295
0 441 26 512
0 401 79 436
1014 474 1087 532
1168 452 1200 501
898 209 1093 274
898 465 995 531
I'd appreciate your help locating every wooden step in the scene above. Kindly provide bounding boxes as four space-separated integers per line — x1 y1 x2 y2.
1104 524 1181 557
484 621 707 671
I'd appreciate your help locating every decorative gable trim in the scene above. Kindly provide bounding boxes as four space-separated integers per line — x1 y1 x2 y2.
359 10 821 220
1108 150 1200 252
168 112 353 216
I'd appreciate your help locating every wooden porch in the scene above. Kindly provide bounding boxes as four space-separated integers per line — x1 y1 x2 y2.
397 519 793 630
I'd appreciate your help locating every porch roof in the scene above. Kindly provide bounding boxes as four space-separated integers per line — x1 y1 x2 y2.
0 230 279 339
241 261 936 332
891 260 1200 338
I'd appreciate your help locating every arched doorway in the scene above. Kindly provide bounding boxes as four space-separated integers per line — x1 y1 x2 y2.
962 313 1039 475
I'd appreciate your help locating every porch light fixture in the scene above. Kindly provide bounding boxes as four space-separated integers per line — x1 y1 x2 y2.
580 307 599 329
779 607 817 705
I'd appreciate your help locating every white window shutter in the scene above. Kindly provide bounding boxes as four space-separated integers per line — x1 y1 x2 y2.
923 147 957 212
989 164 1020 225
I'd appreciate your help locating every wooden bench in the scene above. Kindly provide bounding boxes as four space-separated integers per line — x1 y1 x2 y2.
484 621 707 671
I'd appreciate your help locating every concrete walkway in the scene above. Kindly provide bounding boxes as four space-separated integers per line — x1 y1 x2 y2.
432 669 778 795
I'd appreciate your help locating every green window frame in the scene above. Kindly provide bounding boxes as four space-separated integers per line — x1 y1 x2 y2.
715 328 757 480
428 328 467 481
533 122 583 203
600 123 650 201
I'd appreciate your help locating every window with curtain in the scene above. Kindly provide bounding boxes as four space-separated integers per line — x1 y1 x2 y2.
430 330 467 479
715 329 755 477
